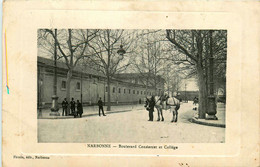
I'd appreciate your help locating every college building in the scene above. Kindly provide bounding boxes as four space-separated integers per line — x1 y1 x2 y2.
37 57 165 107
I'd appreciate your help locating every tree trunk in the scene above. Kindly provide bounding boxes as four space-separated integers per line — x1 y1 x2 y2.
66 69 73 114
107 76 111 111
197 64 207 119
154 75 157 95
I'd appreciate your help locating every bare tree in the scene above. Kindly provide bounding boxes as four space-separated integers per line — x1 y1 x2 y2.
87 29 136 111
131 30 168 94
166 30 227 119
38 29 98 113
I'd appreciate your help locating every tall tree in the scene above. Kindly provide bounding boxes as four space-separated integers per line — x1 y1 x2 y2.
38 29 98 113
87 29 135 111
166 30 227 119
131 30 167 94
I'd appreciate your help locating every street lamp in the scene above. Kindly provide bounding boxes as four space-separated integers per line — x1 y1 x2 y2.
185 83 187 102
206 30 217 120
103 81 106 106
50 29 60 116
117 45 125 104
117 45 126 56
38 79 43 118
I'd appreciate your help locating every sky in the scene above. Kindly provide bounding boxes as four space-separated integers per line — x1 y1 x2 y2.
37 29 200 93
180 78 199 91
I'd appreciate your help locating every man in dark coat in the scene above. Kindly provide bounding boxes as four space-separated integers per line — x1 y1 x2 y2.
76 100 83 118
70 98 76 115
61 98 68 116
98 97 106 116
145 95 155 121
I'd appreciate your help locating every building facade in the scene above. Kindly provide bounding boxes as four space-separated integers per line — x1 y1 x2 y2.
37 57 165 107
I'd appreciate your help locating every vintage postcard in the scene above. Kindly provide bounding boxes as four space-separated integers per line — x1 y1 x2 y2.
2 1 259 167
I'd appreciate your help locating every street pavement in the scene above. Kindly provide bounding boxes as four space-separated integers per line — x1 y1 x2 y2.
38 102 225 143
39 104 143 118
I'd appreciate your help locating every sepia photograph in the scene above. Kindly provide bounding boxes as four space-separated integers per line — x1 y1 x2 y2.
2 1 259 166
37 29 227 143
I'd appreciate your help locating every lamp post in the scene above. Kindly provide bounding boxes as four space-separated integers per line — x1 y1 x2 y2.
113 44 126 105
117 44 126 56
50 29 60 116
93 79 98 102
81 71 83 104
38 79 43 118
185 83 187 102
117 44 125 104
206 30 217 120
81 58 86 105
103 81 106 106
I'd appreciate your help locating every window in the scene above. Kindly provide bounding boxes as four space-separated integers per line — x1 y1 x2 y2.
105 86 108 92
113 87 115 93
133 90 135 94
61 81 66 89
141 91 143 95
137 90 139 95
124 89 126 94
129 89 131 94
118 88 121 93
144 91 146 95
76 82 80 90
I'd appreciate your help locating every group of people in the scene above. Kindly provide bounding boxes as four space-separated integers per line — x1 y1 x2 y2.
144 92 180 123
61 94 181 121
61 97 106 118
61 98 83 118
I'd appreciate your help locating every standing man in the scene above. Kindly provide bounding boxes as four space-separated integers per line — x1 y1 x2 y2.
76 100 83 118
193 96 198 105
62 98 68 116
98 97 106 116
193 96 198 110
70 98 76 115
145 95 155 121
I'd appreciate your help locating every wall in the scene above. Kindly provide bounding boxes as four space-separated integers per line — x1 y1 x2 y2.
38 63 164 107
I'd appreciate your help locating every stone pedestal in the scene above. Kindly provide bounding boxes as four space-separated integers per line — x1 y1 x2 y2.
206 95 218 120
206 115 218 120
50 95 60 116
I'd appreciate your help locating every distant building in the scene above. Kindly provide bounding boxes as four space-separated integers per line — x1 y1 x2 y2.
37 57 165 107
115 73 165 95
178 91 199 101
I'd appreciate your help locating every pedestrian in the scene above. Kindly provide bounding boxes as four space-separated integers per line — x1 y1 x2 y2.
70 98 76 115
144 95 155 121
193 96 198 110
76 100 83 118
193 97 198 106
167 93 180 123
98 97 106 116
61 98 68 116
